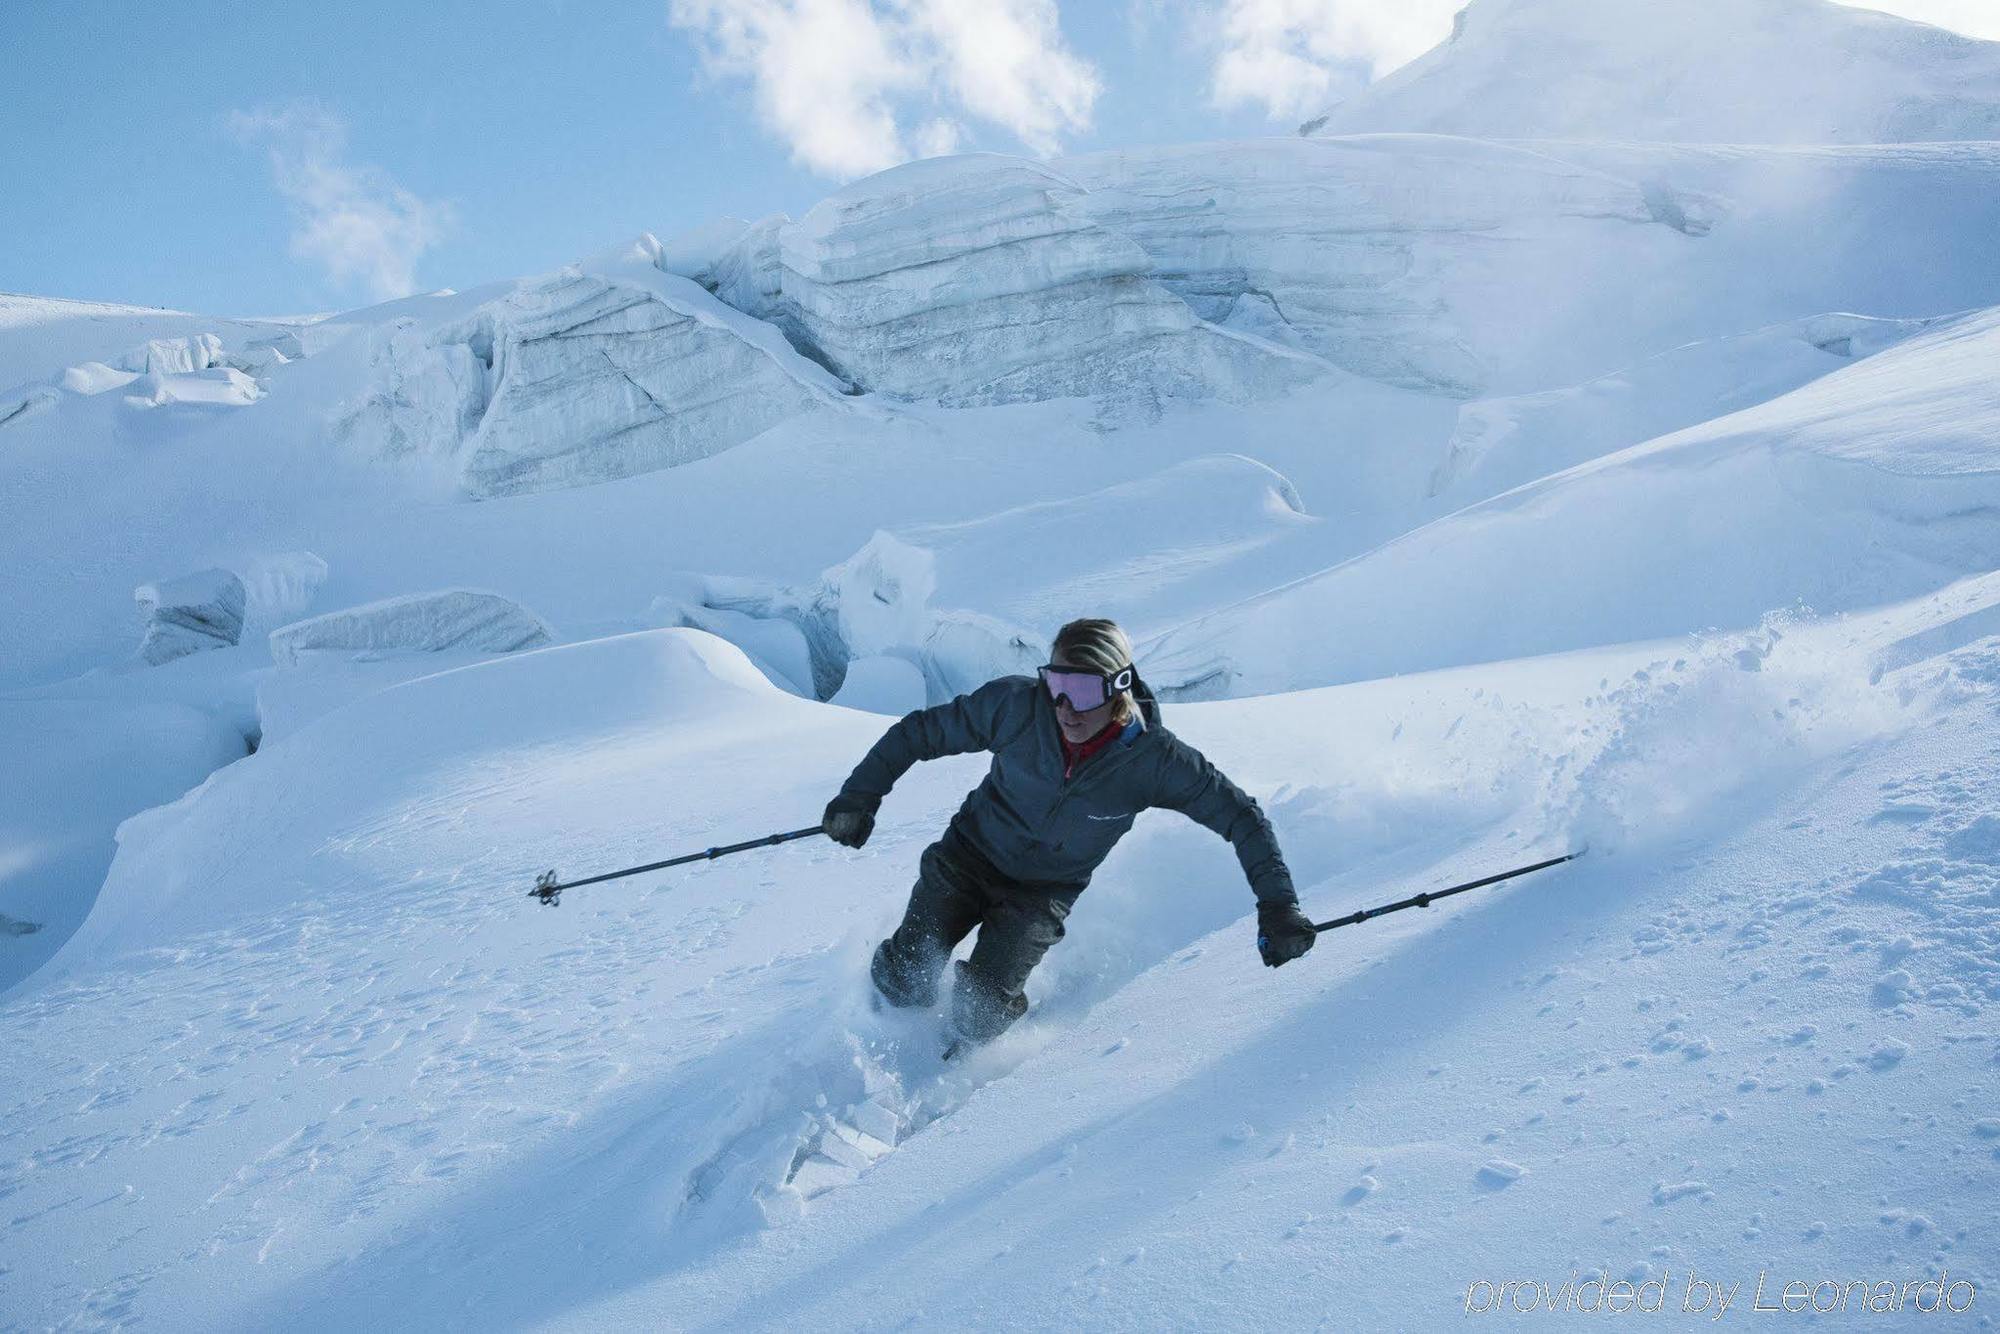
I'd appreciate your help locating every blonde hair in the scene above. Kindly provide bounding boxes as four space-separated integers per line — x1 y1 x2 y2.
1050 617 1137 724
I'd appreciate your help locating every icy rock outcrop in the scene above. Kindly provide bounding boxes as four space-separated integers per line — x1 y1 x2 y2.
269 589 553 667
134 569 246 665
340 258 846 497
736 155 1317 407
1060 137 1712 397
1304 0 2000 146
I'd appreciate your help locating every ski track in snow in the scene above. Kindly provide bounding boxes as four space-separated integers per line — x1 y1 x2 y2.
2 609 1997 1327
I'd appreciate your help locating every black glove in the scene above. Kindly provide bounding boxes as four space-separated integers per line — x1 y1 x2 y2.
1256 901 1317 968
822 793 877 849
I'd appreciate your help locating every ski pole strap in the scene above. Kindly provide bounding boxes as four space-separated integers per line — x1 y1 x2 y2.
1311 850 1582 934
530 825 827 906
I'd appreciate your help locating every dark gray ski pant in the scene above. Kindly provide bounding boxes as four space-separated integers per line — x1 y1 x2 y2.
871 832 1080 1043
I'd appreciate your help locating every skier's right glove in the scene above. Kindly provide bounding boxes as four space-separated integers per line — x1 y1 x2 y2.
822 792 878 849
1256 900 1317 968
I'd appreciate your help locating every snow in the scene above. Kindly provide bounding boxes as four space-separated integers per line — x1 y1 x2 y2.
0 696 247 993
267 588 554 666
1141 305 2000 697
1430 312 1952 503
7 5 2000 1324
5 592 1997 1327
0 292 296 389
237 549 330 635
1308 0 2000 145
828 654 928 715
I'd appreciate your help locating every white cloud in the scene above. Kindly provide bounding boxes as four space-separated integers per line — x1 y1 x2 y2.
230 103 450 302
906 0 1100 155
670 0 1101 178
913 116 967 158
1206 0 1460 121
1831 0 2000 39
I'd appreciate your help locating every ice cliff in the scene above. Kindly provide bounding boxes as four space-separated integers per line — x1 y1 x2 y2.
338 255 850 497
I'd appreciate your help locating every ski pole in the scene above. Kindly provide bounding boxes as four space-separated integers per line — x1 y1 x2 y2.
1312 849 1584 934
529 825 827 907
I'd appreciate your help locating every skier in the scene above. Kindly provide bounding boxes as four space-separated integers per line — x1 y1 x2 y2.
822 617 1316 1048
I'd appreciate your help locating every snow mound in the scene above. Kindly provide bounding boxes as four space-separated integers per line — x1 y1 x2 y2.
1308 0 2000 145
46 629 794 981
0 696 248 996
1062 137 2000 397
337 258 847 497
735 154 1320 408
1431 311 1953 503
133 568 246 666
1143 305 2000 697
268 588 554 666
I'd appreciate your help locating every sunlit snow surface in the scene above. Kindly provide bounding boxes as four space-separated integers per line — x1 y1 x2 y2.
6 6 2000 1322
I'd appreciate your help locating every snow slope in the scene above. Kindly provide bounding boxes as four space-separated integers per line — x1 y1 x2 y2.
0 293 301 392
3 585 1995 1326
6 8 2000 1323
1309 0 2000 144
1142 303 2000 697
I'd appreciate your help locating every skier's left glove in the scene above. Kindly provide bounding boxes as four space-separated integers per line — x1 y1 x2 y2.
822 792 878 849
1256 901 1317 968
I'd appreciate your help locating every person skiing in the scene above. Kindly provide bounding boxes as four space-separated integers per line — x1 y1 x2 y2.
822 617 1316 1048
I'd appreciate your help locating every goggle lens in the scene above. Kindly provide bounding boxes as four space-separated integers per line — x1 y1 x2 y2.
1039 667 1110 711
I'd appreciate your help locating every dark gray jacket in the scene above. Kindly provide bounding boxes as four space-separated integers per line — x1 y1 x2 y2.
838 673 1297 906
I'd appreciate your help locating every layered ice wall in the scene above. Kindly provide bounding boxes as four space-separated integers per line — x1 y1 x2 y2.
1062 137 2000 398
1060 136 1702 396
340 257 848 497
717 154 1317 408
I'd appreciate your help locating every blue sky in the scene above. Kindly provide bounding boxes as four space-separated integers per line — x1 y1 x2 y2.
3 0 1989 316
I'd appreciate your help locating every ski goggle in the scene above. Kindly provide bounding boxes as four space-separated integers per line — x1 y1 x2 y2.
1038 663 1135 713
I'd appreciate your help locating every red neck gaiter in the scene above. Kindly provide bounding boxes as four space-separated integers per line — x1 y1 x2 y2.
1060 717 1123 779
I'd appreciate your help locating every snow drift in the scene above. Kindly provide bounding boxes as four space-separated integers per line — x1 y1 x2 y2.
1143 304 2000 697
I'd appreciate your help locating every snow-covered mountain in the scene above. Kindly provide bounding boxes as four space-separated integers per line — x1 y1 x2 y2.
6 1 2000 1327
1306 0 2000 143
